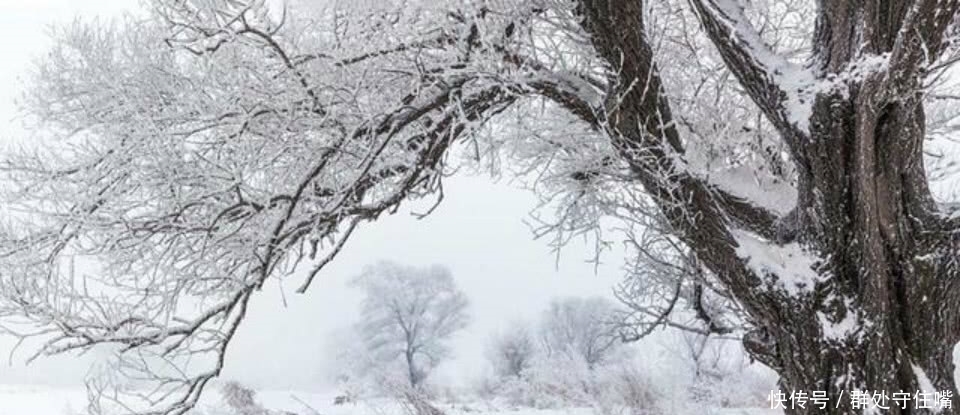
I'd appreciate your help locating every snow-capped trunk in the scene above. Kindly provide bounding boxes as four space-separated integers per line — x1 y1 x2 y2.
767 91 960 414
10 0 960 413
768 4 960 412
577 1 960 414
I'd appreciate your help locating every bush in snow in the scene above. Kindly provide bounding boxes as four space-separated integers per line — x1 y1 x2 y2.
220 382 268 415
485 321 537 379
476 296 777 414
396 389 448 415
216 382 299 415
602 366 659 415
671 333 774 409
539 297 623 369
477 297 653 411
489 352 661 414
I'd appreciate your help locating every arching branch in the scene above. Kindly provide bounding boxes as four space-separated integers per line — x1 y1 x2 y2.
575 0 784 322
687 0 814 148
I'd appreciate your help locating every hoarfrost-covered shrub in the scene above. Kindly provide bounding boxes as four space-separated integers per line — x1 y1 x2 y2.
686 360 775 409
500 353 595 408
671 334 776 409
220 382 268 415
214 382 299 415
597 366 659 415
488 353 662 414
486 322 536 379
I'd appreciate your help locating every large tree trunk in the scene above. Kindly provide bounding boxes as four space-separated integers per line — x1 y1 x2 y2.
771 92 960 414
573 1 960 413
764 3 960 413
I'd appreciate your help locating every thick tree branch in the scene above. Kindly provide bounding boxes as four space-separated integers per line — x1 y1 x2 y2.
882 0 960 100
688 0 813 148
518 59 780 238
575 0 782 322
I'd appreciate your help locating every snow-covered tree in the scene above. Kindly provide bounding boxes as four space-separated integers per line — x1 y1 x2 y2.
539 297 622 369
351 261 469 388
486 321 536 379
2 0 960 413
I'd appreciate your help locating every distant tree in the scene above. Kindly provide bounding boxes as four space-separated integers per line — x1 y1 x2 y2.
7 0 960 413
539 297 621 369
486 321 536 379
351 261 470 388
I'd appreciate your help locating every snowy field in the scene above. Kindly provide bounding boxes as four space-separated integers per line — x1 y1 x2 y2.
4 1 958 415
0 385 782 415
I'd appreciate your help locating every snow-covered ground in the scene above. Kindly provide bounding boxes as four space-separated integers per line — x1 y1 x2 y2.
0 385 781 415
0 385 89 415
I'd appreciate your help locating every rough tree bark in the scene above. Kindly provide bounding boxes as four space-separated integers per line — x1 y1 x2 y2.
570 1 960 414
8 1 960 413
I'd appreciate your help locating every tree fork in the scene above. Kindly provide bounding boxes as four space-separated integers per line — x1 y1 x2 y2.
575 0 960 413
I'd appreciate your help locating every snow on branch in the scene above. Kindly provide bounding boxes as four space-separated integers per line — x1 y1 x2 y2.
0 2 534 413
731 229 823 297
688 0 815 141
882 0 960 100
0 1 836 412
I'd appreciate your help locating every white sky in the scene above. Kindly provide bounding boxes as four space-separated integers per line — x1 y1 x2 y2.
0 0 628 390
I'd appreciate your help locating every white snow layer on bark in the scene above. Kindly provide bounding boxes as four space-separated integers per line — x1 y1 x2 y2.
708 0 816 131
816 295 860 341
732 229 822 296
